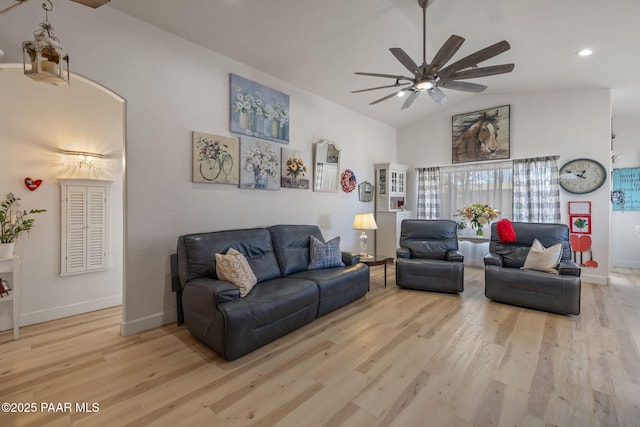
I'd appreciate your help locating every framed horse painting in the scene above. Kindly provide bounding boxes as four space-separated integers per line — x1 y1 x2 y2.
452 105 510 164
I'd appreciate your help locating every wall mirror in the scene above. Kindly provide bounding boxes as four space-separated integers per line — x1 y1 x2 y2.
358 181 374 202
314 139 340 192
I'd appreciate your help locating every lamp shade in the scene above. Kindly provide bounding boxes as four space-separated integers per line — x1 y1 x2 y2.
353 213 378 230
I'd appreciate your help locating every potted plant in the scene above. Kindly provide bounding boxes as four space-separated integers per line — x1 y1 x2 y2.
0 193 46 258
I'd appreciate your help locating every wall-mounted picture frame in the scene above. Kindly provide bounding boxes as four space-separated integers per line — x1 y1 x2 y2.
240 137 281 190
452 104 510 164
358 181 374 202
230 74 290 144
612 167 640 211
281 148 310 189
568 201 591 215
570 214 591 234
192 131 239 185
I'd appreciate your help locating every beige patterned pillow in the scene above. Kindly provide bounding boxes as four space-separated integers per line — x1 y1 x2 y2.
523 238 563 273
215 248 257 297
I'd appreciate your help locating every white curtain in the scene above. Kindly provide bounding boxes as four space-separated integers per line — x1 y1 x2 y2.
512 156 561 222
416 167 440 219
439 161 513 221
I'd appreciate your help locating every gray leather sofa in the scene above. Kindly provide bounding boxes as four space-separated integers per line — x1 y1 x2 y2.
484 222 581 315
396 219 465 293
177 225 369 360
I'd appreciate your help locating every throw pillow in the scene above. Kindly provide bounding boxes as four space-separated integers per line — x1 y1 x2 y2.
309 235 345 270
496 218 517 243
523 238 563 273
215 248 257 297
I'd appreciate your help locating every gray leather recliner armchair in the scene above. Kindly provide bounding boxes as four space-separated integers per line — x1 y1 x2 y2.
484 222 581 315
396 219 464 293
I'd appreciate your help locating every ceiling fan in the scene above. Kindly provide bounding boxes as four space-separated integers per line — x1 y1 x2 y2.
353 0 514 109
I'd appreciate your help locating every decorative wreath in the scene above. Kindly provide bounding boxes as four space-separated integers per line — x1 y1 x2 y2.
341 169 357 193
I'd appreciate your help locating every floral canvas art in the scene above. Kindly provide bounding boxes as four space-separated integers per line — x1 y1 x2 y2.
230 74 290 144
192 131 239 185
281 148 310 189
240 137 281 190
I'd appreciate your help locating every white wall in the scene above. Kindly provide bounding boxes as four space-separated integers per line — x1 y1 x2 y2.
397 90 612 285
0 67 124 330
1 2 396 334
611 116 640 268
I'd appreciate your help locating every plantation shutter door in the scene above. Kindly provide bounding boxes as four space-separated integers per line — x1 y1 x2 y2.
66 185 87 274
60 179 111 276
86 186 106 271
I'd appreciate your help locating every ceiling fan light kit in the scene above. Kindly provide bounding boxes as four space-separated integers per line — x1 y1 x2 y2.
353 0 514 109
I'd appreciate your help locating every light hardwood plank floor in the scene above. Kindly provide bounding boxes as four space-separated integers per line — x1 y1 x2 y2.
1 265 639 426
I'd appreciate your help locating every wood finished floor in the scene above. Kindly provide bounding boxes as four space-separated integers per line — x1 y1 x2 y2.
1 265 639 427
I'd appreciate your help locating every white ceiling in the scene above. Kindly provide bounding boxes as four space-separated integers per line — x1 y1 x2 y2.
108 0 640 128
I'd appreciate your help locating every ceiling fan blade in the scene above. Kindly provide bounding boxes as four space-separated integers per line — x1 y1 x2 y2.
389 48 420 75
355 72 413 81
352 83 411 93
438 80 487 93
427 87 447 105
70 0 111 7
439 40 511 76
370 90 406 105
401 90 420 110
447 64 515 80
427 35 465 75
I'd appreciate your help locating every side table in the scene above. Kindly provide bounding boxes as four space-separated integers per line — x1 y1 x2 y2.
360 255 393 287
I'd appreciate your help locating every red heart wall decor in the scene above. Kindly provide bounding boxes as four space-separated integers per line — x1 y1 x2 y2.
24 177 43 192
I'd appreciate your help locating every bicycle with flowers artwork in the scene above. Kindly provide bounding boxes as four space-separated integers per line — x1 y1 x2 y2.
230 74 290 144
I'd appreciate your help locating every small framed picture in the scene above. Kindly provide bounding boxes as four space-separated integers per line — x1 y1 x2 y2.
0 279 10 295
568 201 591 215
570 215 591 234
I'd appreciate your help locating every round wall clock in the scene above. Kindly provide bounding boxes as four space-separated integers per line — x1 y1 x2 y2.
559 158 606 194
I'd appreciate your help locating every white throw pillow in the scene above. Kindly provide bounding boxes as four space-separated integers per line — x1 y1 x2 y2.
523 238 563 273
215 248 257 297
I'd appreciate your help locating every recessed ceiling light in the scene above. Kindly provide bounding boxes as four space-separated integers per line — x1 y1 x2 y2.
578 49 593 57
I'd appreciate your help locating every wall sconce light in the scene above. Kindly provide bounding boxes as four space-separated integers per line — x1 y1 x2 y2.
63 150 104 169
352 212 378 259
22 0 70 85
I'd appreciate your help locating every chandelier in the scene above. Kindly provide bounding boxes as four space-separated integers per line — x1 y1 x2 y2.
22 0 70 85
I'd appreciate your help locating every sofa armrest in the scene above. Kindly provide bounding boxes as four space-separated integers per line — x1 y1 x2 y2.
396 247 411 259
484 252 503 267
342 251 360 265
186 277 241 307
446 249 464 263
558 260 581 277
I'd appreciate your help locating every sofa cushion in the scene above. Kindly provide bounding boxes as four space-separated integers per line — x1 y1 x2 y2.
523 238 563 273
399 220 459 260
309 236 345 270
215 248 257 297
242 278 319 328
268 225 324 275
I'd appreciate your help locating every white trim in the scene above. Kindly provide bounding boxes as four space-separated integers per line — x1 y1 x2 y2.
17 295 122 327
582 273 609 286
120 310 177 336
611 260 640 269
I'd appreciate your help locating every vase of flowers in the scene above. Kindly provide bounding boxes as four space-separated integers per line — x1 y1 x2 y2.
286 157 307 186
455 203 501 237
245 143 279 189
0 193 46 257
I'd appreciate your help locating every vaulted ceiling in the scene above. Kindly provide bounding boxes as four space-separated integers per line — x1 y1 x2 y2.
107 0 640 128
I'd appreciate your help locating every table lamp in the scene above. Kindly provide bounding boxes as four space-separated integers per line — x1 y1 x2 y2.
353 213 378 259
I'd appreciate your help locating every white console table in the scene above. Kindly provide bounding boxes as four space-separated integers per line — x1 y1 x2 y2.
0 255 20 340
457 235 490 268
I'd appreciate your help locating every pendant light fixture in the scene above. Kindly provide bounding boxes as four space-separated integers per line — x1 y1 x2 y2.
22 0 70 85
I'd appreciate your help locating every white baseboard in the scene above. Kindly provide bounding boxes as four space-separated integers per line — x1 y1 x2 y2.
612 260 640 269
582 273 609 285
19 295 122 327
120 309 176 336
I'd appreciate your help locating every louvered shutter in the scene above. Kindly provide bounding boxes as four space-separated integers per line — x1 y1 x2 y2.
60 180 111 276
